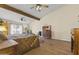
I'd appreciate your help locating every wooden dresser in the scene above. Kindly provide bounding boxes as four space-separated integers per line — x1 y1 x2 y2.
71 28 79 55
42 25 52 39
0 40 18 55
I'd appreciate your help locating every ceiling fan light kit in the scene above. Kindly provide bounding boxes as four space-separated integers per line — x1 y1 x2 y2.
36 5 42 12
31 4 48 12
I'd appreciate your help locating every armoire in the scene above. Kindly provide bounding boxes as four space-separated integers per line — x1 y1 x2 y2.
71 28 79 55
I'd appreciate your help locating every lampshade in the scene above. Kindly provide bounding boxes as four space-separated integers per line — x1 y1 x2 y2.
0 26 7 31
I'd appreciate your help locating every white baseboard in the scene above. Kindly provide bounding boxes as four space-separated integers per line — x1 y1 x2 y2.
51 38 71 42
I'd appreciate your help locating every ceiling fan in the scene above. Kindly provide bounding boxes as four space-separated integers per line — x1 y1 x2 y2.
30 4 49 12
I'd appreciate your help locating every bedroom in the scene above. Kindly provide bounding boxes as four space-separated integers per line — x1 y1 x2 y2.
0 4 79 55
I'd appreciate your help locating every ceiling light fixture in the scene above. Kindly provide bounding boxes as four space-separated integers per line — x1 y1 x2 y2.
31 4 48 12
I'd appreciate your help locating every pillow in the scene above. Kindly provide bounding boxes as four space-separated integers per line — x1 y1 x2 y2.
0 33 7 43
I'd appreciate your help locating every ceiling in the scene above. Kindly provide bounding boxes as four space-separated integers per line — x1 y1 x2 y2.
8 4 64 19
0 8 34 24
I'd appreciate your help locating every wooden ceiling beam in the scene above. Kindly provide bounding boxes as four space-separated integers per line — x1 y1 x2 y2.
0 4 40 20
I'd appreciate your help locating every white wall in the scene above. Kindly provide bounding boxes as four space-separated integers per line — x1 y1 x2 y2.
31 5 79 41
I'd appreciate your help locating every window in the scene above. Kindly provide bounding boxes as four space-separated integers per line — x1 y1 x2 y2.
10 24 22 35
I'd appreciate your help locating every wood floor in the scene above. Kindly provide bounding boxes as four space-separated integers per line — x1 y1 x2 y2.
25 38 73 55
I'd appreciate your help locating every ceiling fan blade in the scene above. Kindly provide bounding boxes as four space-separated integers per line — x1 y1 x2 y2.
42 4 49 8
